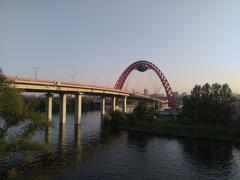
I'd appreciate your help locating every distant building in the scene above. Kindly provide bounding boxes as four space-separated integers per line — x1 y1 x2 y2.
235 94 240 100
181 92 188 97
173 92 188 98
173 92 179 97
159 94 165 98
144 89 149 96
150 93 166 100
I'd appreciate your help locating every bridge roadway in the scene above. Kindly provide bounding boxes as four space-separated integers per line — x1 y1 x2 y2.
6 77 162 124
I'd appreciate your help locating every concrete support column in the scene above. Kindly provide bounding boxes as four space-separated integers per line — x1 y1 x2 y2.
75 92 83 125
101 96 106 116
59 93 67 124
150 102 154 109
45 93 53 121
147 102 151 109
112 96 116 112
155 101 159 110
122 96 127 113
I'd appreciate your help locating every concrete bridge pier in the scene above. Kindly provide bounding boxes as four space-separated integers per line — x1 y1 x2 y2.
101 96 106 116
59 93 67 124
155 101 159 110
75 92 83 125
112 96 116 112
122 96 127 113
147 102 151 109
45 93 53 121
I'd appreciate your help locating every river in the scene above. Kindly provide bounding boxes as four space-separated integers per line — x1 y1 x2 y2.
2 111 240 179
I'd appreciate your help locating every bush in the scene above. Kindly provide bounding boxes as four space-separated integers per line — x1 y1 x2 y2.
126 113 138 126
108 111 127 129
7 168 18 179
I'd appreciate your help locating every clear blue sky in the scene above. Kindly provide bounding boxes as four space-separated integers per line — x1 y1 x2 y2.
1 0 240 93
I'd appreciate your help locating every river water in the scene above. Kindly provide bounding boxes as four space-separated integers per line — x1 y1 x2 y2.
2 111 240 179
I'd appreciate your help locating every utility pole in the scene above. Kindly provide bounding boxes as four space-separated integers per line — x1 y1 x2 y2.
70 73 77 83
33 67 39 80
92 78 98 86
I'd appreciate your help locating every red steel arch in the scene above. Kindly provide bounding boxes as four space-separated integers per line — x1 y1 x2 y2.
114 60 176 107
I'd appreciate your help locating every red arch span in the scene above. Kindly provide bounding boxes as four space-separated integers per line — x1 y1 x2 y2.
114 60 176 107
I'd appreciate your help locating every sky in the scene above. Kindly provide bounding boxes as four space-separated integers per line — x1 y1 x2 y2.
0 0 240 93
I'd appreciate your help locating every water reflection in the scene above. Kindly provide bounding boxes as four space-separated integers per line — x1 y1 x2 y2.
74 125 81 149
179 138 240 179
127 131 151 150
58 124 67 149
3 111 240 179
44 127 52 144
181 139 234 165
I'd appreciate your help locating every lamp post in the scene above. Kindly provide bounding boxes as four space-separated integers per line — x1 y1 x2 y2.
33 67 39 80
92 78 98 86
70 73 77 83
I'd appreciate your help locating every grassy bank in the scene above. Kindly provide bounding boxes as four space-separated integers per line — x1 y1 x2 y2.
114 118 240 143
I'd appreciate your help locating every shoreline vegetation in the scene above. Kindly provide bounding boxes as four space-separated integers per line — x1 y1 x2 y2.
104 111 240 143
0 69 53 178
103 82 239 143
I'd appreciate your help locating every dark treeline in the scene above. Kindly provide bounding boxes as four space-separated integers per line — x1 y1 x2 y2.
182 83 235 126
23 95 96 113
106 83 236 128
102 83 240 144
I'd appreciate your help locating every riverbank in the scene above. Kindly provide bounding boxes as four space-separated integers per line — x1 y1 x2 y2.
117 119 240 143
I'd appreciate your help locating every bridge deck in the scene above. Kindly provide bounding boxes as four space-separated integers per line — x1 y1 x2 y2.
6 77 130 96
6 76 163 102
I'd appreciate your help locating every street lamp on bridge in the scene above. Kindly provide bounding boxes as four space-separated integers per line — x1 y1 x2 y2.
92 78 98 86
70 73 77 83
33 67 39 80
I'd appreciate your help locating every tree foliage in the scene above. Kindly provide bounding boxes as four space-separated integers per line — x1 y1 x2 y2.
182 83 235 126
0 69 49 151
133 102 158 122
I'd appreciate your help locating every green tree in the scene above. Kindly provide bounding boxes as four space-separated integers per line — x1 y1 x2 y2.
0 69 49 153
182 83 235 126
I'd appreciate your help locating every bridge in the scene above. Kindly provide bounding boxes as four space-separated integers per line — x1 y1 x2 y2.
6 60 175 125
